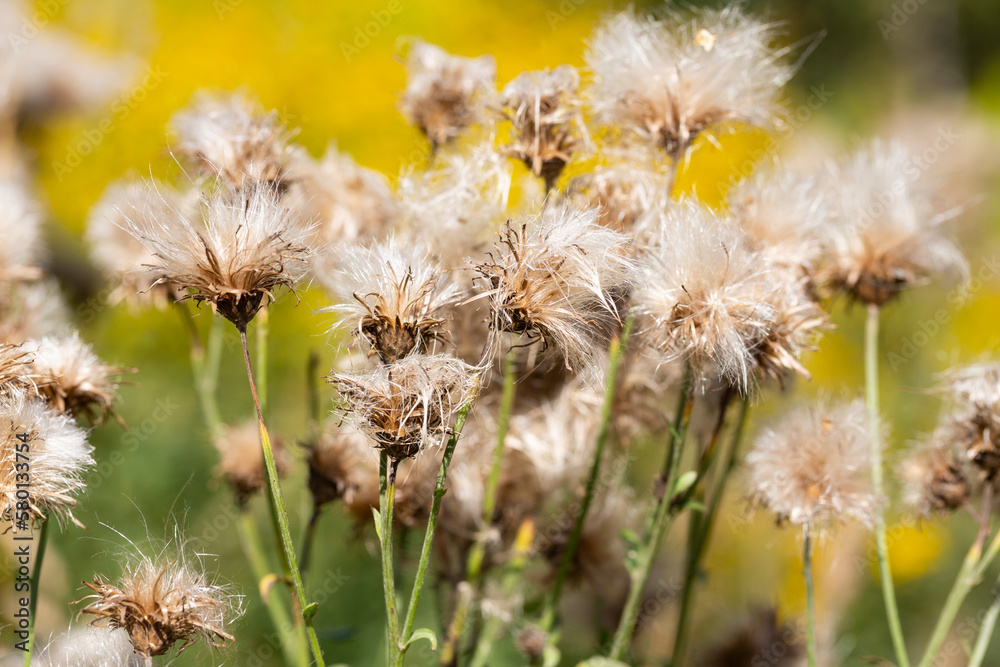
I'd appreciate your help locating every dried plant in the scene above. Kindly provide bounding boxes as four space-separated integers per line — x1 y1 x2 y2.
125 185 312 328
900 442 970 517
586 6 792 157
936 363 1000 480
212 419 288 507
0 179 43 283
26 333 128 423
0 280 72 343
747 399 880 529
317 238 462 362
399 40 496 150
500 65 586 191
0 387 93 529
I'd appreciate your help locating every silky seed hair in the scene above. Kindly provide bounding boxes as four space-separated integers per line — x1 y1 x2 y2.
170 90 293 191
85 180 191 307
818 139 967 305
284 144 399 251
81 543 242 658
125 185 313 328
0 179 43 283
329 353 478 462
0 387 93 529
317 238 462 363
746 399 880 529
634 198 776 392
472 201 635 379
31 625 144 667
398 40 497 150
585 5 792 157
500 65 586 191
26 332 127 423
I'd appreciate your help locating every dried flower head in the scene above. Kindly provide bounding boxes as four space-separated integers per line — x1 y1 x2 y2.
212 419 287 507
318 238 462 362
0 179 43 283
728 163 833 278
0 387 93 529
900 441 970 517
938 363 1000 478
126 186 312 328
81 546 240 658
0 342 38 396
86 180 191 307
473 202 635 376
170 91 292 190
585 6 792 157
285 144 398 249
330 354 478 462
26 333 127 422
635 199 807 391
747 400 879 528
399 40 496 150
818 140 967 305
500 65 586 191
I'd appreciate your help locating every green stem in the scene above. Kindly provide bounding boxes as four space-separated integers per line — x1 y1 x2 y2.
443 348 517 662
803 526 818 667
239 326 325 667
609 367 695 661
542 316 634 638
399 403 473 663
969 580 1000 667
380 453 402 666
237 510 305 667
23 519 49 667
257 305 269 419
299 504 322 586
672 396 748 666
866 304 910 667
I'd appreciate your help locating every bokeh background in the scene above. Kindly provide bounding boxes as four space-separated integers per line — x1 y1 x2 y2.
3 0 1000 664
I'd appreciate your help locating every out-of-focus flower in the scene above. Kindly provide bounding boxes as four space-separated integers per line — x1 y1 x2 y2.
500 66 586 191
0 280 71 343
747 400 879 529
585 6 791 157
817 140 967 306
937 363 1000 479
318 238 462 362
399 40 496 150
900 442 970 517
212 419 287 507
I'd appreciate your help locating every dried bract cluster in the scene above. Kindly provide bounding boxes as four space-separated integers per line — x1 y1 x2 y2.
212 419 288 506
27 333 127 422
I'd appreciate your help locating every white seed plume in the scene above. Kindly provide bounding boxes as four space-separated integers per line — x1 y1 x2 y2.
473 201 636 378
32 625 144 667
818 139 967 305
0 387 93 529
747 399 880 528
25 332 126 422
585 5 792 156
318 238 462 362
399 40 497 150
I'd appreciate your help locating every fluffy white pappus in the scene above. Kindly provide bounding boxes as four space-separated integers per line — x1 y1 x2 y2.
170 90 292 189
399 40 497 149
126 185 313 327
397 142 512 265
501 65 587 189
318 238 463 362
937 362 1000 476
30 626 144 667
819 139 968 305
86 180 193 305
329 353 479 461
473 201 636 380
0 179 43 281
585 5 792 156
0 387 93 529
746 399 880 529
25 332 126 422
728 162 833 275
284 144 399 251
634 199 775 392
0 279 71 343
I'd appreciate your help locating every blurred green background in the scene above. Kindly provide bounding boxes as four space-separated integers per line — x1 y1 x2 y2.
3 0 1000 664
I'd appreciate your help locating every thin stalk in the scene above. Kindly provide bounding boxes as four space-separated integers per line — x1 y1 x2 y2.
299 504 322 586
803 526 818 667
379 452 402 666
257 305 269 418
609 369 695 661
23 519 49 667
239 325 325 667
968 581 1000 667
672 396 749 666
865 304 910 667
179 304 224 434
237 510 305 667
399 403 473 662
443 348 517 661
542 316 634 636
